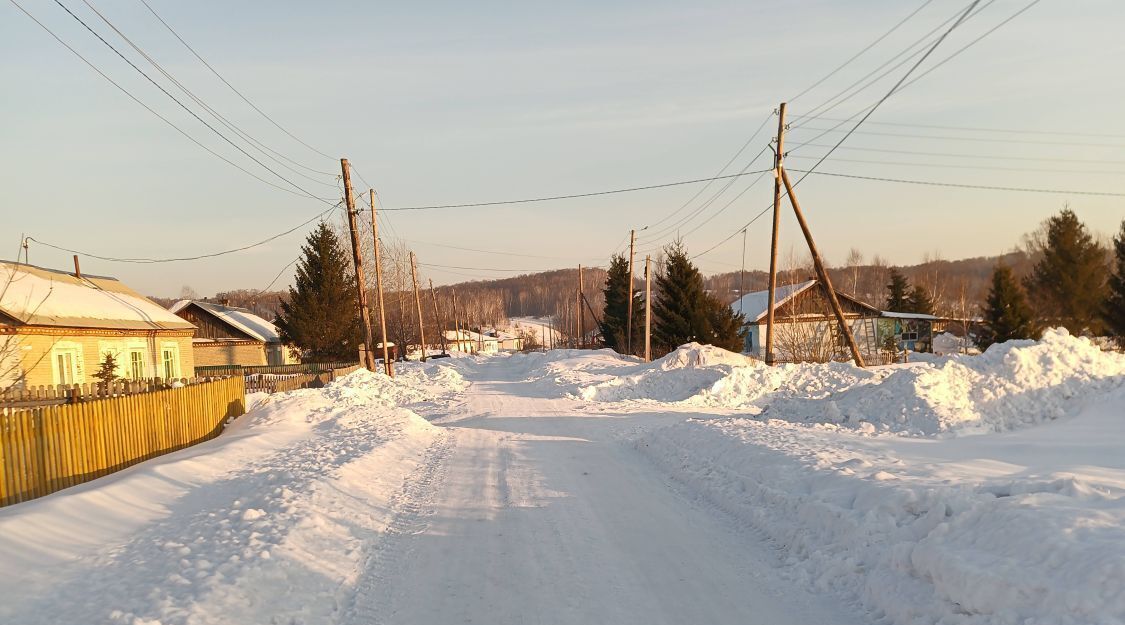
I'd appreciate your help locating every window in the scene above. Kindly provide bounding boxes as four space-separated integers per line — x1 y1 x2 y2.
161 344 180 380
129 350 145 379
51 342 83 385
901 332 918 342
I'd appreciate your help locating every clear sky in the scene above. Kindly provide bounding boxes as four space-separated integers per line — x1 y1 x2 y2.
2 0 1123 296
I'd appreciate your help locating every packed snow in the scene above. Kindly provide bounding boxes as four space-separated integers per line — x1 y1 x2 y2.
0 331 1121 625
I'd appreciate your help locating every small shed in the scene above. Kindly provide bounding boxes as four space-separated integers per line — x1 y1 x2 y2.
170 300 296 367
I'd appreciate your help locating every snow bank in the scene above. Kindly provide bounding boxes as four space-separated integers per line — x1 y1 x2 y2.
639 385 1125 625
0 366 457 625
582 330 1125 436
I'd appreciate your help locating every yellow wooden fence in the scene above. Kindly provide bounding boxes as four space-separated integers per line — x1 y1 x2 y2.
0 376 245 507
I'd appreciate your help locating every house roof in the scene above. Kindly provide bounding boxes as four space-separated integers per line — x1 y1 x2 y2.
170 300 281 342
443 329 498 342
0 261 196 331
729 280 817 322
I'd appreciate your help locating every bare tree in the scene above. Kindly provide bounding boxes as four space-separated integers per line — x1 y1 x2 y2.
845 248 864 297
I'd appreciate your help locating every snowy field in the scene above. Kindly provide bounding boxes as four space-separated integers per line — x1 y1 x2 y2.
0 329 1122 624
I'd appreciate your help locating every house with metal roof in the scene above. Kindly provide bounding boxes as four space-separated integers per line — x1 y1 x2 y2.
169 300 297 367
0 260 196 389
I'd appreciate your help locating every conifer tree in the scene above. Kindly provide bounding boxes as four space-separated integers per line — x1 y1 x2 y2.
652 242 745 353
979 264 1037 348
276 223 361 362
1105 219 1125 346
907 285 935 315
1025 208 1108 334
884 269 911 312
599 254 639 353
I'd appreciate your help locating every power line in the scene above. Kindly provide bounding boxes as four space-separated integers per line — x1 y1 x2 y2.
795 0 982 183
50 0 333 204
6 0 339 201
258 257 300 293
789 0 937 103
381 169 772 211
786 142 1125 165
787 116 1125 140
785 154 1125 176
137 0 337 163
791 124 1125 148
408 239 603 262
418 262 571 274
29 202 343 263
788 169 1125 197
80 0 337 187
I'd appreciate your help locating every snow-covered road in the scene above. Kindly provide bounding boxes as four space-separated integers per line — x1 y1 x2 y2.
0 357 864 625
360 361 863 625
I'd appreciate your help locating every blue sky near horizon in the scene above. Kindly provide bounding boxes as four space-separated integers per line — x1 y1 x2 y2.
2 0 1123 297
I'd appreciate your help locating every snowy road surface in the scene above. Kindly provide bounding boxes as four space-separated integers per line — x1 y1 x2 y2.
0 357 863 625
355 362 862 625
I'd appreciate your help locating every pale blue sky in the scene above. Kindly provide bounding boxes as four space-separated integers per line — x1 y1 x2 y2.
2 0 1123 296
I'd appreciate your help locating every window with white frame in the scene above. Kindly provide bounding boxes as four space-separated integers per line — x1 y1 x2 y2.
128 349 146 379
160 343 180 380
51 342 84 385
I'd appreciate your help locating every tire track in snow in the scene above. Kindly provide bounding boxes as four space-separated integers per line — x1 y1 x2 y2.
340 430 456 625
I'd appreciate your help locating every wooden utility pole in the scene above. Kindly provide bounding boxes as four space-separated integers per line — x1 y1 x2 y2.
409 252 427 362
626 229 636 356
644 255 652 362
340 159 376 372
765 102 787 366
778 166 866 367
451 288 463 352
577 264 584 349
369 189 393 377
429 279 448 355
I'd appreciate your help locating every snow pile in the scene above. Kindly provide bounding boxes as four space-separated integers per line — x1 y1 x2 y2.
0 367 450 625
765 328 1125 435
579 330 1125 436
578 343 763 403
639 385 1125 625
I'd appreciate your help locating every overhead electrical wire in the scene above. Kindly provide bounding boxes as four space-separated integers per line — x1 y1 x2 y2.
380 169 771 212
787 169 1125 197
789 125 1125 148
50 0 334 204
79 0 337 187
136 0 338 164
6 0 338 201
785 142 1125 166
28 202 344 263
784 154 1125 176
787 116 1125 140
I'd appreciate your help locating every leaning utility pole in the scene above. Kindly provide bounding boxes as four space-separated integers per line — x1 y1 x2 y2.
626 228 636 356
369 189 393 377
778 166 866 367
765 103 786 366
409 252 427 362
340 159 376 372
644 255 652 362
429 279 448 355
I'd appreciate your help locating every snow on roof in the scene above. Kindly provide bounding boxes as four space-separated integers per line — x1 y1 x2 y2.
170 300 281 342
729 280 817 323
443 329 498 342
881 311 940 321
0 261 196 331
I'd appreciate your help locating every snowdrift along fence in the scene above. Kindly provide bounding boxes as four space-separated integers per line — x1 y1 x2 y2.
0 375 245 507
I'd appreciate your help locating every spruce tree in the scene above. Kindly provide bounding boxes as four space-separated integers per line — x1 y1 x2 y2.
885 269 910 312
1025 208 1108 334
652 241 745 353
276 223 362 362
599 254 639 353
1105 220 1125 346
907 285 935 315
979 264 1037 348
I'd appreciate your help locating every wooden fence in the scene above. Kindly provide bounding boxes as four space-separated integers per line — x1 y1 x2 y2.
0 376 245 507
243 364 362 394
2 377 218 411
194 361 356 378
